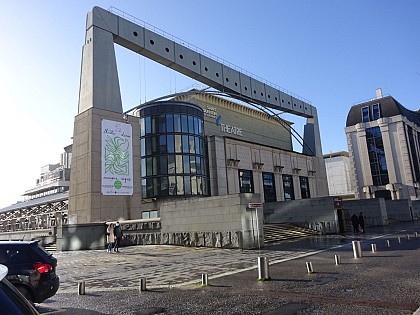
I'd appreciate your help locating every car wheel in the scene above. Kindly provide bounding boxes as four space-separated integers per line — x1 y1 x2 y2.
16 286 33 302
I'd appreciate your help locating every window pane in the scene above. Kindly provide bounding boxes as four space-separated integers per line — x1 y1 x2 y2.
166 114 174 132
194 117 199 135
159 176 169 196
177 176 184 195
146 157 153 176
152 157 158 175
167 135 174 153
168 155 175 174
263 172 276 202
189 136 195 153
145 137 152 156
195 137 200 155
196 156 202 174
176 155 183 173
184 176 191 194
188 115 194 133
145 116 151 134
159 135 167 154
175 135 182 153
183 155 190 173
197 176 202 195
141 158 146 176
169 176 176 195
362 107 370 123
182 135 189 153
146 178 153 198
142 179 147 198
151 116 157 133
158 114 166 133
181 114 188 133
372 104 381 120
174 114 181 132
160 156 167 174
140 118 145 137
191 176 197 194
190 156 196 174
282 174 295 201
239 169 254 193
141 138 145 157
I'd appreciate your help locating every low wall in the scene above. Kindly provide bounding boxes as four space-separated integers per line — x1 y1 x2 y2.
343 198 388 226
411 200 420 220
263 197 339 234
385 200 413 222
57 223 106 251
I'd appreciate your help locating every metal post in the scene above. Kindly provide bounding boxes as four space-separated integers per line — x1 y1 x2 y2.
139 278 147 292
352 240 362 258
78 281 85 295
334 254 341 265
306 261 314 274
414 232 418 238
385 240 390 248
371 243 377 253
255 207 261 253
397 237 401 244
201 273 209 286
258 256 266 280
407 234 411 240
263 257 270 280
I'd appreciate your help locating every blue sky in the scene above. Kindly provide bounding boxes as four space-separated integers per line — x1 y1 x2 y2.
1 0 419 208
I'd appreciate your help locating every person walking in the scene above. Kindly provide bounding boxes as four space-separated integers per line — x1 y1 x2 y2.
358 211 365 233
113 222 124 252
106 223 115 253
351 214 359 234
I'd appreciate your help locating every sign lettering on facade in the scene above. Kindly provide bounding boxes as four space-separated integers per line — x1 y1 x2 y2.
204 106 243 137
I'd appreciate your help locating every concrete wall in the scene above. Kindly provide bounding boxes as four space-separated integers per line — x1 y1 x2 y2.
263 197 339 234
57 223 106 251
385 199 414 222
411 200 420 219
160 193 263 249
343 198 388 226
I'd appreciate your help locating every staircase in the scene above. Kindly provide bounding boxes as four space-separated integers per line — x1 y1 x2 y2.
263 223 321 244
43 242 57 252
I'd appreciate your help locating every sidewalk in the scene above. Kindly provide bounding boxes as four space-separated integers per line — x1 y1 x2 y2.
38 221 420 314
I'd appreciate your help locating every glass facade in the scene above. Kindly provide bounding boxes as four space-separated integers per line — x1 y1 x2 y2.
407 125 420 182
366 126 389 186
140 101 207 198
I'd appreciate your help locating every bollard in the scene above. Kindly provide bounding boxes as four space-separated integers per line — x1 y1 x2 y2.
201 273 209 286
258 256 266 280
371 243 377 253
334 254 341 265
397 237 401 244
352 240 362 258
415 232 418 238
78 281 85 295
306 262 314 274
263 257 270 280
139 278 147 292
385 240 390 248
407 234 411 240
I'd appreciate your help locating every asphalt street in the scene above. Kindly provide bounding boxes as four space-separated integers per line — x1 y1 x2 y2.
35 221 420 315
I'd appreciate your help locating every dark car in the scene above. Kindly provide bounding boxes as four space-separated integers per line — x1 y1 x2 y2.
0 240 59 303
0 264 40 315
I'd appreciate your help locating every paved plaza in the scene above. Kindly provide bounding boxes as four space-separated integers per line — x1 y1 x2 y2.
37 221 420 315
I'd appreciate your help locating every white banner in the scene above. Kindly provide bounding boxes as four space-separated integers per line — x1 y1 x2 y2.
101 119 133 195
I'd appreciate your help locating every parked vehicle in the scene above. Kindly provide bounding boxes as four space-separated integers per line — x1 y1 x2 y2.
0 264 40 315
0 241 59 303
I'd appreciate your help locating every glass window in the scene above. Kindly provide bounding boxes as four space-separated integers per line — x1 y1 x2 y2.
299 176 310 199
166 114 174 132
188 115 194 134
159 135 167 154
142 179 147 198
366 127 389 186
372 103 381 120
184 176 191 195
168 155 175 174
176 155 183 173
140 138 145 157
158 114 166 133
195 137 200 155
146 178 153 198
141 158 146 176
160 156 167 174
145 116 151 134
146 157 153 176
191 176 197 195
197 176 203 195
362 107 370 123
167 135 174 153
239 170 254 193
169 176 176 195
190 157 197 174
181 114 188 133
151 116 157 134
262 172 276 202
159 176 169 196
194 117 200 135
177 176 184 195
282 174 295 201
182 135 189 153
196 156 202 174
175 135 182 153
189 136 195 153
174 114 181 132
183 155 190 173
140 117 145 137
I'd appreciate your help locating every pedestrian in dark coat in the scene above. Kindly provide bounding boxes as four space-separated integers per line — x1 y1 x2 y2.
351 214 359 234
113 222 124 252
358 212 365 233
